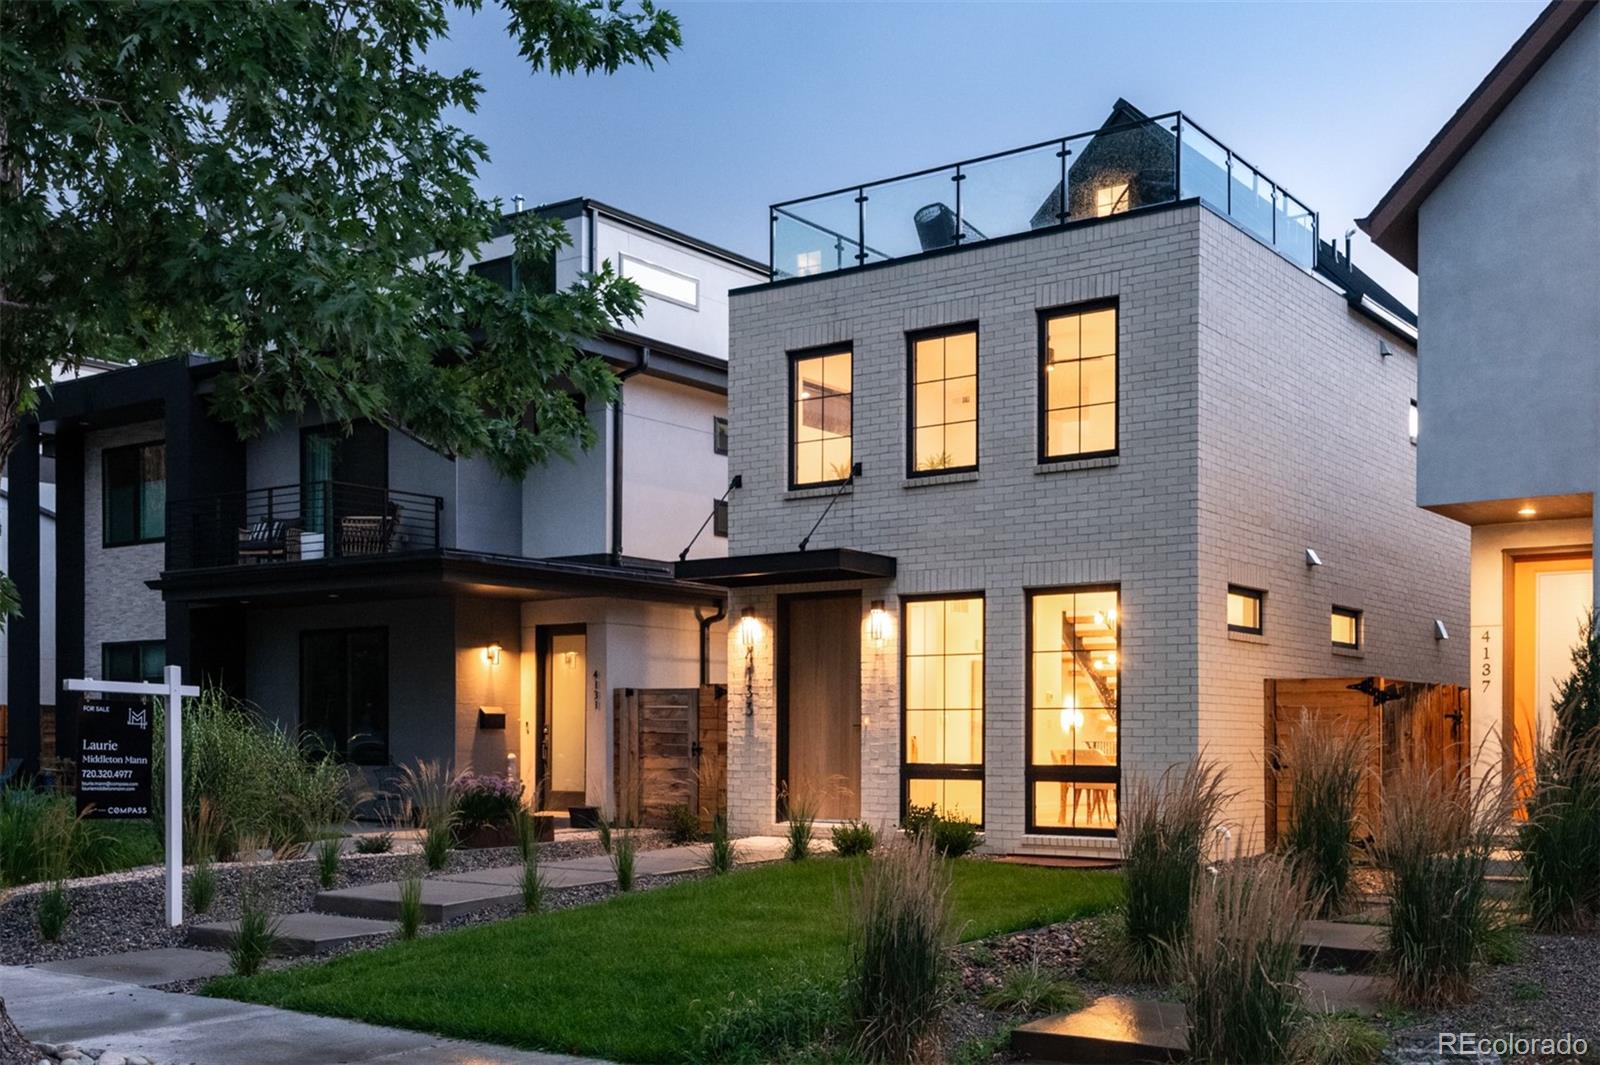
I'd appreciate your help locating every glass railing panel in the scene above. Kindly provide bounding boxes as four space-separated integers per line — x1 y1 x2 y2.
772 188 861 280
860 166 963 261
956 141 1068 242
1178 118 1230 214
1063 119 1177 223
1228 160 1275 247
1274 189 1315 268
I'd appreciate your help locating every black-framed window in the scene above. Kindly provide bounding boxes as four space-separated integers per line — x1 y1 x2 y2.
1332 607 1362 650
1227 586 1265 635
713 498 729 538
908 326 978 475
102 441 165 546
1039 301 1117 461
300 627 389 765
1408 400 1419 445
903 595 984 825
790 347 853 488
102 640 165 683
1027 586 1120 835
712 416 729 456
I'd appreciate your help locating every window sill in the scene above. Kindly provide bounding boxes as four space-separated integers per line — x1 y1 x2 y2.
1035 455 1119 476
1227 630 1268 645
1333 647 1365 660
903 471 979 489
784 484 853 502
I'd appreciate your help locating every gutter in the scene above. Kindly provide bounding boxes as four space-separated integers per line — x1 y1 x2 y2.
610 349 648 563
694 601 728 687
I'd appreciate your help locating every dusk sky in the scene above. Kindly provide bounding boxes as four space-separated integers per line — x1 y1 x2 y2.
429 1 1545 309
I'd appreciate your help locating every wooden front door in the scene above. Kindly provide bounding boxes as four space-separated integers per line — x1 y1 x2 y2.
779 594 862 821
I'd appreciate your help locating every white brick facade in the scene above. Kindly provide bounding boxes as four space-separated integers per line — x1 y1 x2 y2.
724 205 1469 854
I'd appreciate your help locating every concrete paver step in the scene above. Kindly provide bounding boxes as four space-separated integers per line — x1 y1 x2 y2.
1012 995 1187 1063
188 911 399 956
35 947 233 987
316 878 519 923
1298 919 1383 972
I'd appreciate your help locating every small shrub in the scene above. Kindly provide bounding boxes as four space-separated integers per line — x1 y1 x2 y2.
931 815 981 858
400 759 457 872
846 833 951 1063
597 816 612 854
1174 850 1306 1064
451 771 523 835
1552 608 1599 750
665 803 700 845
783 788 815 862
612 827 637 891
314 835 342 888
398 875 424 940
1287 1014 1386 1065
1374 765 1507 1005
188 856 217 915
1121 758 1231 979
354 832 394 855
902 802 939 839
696 972 845 1063
36 881 70 942
832 820 877 857
1279 711 1368 917
1519 730 1600 932
706 814 737 875
979 955 1084 1016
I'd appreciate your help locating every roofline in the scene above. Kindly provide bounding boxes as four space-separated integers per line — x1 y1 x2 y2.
1358 0 1596 270
504 197 767 277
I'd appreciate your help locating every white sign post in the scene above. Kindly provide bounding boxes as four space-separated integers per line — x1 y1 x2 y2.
65 665 199 927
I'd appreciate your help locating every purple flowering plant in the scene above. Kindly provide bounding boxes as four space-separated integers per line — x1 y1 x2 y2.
452 771 525 831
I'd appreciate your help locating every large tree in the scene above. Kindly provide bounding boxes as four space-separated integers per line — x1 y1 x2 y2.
0 0 680 618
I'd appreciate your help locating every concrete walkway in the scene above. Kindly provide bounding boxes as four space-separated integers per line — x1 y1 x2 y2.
1 966 603 1065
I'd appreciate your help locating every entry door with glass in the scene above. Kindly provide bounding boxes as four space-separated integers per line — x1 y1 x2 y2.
539 628 588 810
1508 552 1593 803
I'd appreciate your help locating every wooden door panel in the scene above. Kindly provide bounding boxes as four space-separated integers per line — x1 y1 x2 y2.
783 595 861 821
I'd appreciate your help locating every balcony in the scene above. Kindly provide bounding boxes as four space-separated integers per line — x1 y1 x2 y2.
769 107 1317 280
165 481 443 572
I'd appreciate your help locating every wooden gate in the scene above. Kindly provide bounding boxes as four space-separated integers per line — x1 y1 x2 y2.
1264 677 1469 848
613 685 728 829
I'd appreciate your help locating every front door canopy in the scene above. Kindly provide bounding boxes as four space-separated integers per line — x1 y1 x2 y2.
674 547 895 588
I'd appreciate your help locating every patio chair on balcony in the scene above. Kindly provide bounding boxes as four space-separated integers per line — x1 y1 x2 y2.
914 203 987 252
237 517 303 563
337 500 403 557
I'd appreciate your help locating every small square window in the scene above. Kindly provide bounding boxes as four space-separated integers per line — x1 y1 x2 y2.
712 498 729 538
1408 400 1418 445
712 416 729 456
1332 607 1362 649
1227 587 1264 635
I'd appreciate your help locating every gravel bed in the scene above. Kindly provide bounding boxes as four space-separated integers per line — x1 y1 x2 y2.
0 830 670 966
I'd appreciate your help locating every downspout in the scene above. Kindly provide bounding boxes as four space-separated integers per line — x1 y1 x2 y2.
694 601 728 687
611 349 647 564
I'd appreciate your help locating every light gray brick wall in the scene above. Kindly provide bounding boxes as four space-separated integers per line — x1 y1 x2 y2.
725 205 1470 853
83 421 167 675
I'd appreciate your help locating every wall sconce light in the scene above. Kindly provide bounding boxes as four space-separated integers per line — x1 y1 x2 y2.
737 607 761 649
868 600 889 650
1433 619 1450 641
1305 548 1323 567
738 607 759 717
484 642 503 666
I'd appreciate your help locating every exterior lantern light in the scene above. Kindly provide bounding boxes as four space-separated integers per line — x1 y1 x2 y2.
484 642 502 666
868 600 889 649
737 607 761 649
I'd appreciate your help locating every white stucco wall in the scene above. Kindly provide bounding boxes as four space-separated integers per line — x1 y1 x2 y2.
621 376 729 562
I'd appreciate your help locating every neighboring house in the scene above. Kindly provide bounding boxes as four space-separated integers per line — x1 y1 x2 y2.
0 479 56 771
4 199 764 811
682 100 1470 855
1360 0 1599 798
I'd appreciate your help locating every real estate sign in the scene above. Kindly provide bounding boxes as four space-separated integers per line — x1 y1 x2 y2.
76 694 155 819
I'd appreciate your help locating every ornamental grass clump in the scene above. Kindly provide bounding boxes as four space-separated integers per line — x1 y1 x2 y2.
1 786 122 887
611 826 637 892
314 835 342 889
1518 731 1600 932
229 837 279 977
782 787 815 862
1120 758 1231 979
1280 711 1369 917
399 759 457 872
450 771 523 838
1374 765 1507 1006
845 832 951 1063
398 874 424 940
1173 851 1307 1064
706 814 737 875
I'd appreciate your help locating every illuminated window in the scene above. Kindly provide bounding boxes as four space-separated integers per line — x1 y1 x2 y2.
791 348 853 487
910 327 978 474
1094 182 1130 217
795 250 822 277
904 597 984 824
619 254 698 308
1028 587 1120 834
1408 400 1419 445
1040 303 1117 460
1228 587 1264 635
1332 607 1361 649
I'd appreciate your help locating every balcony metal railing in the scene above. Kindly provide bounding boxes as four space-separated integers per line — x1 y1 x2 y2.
165 480 443 571
769 112 1317 280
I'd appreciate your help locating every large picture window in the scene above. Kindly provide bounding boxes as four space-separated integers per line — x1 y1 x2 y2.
300 627 389 765
1027 587 1120 834
1039 303 1117 460
908 326 978 475
102 441 166 546
791 348 853 487
903 596 983 824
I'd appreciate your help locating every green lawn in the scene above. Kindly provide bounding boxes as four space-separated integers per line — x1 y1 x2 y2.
208 857 1122 1062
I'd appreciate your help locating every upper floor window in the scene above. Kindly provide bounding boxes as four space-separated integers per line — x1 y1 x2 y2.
1332 607 1362 650
1227 586 1264 635
712 416 729 456
620 254 698 309
1408 400 1419 445
713 498 729 538
1039 303 1117 461
103 441 165 546
103 640 165 683
909 326 978 475
791 348 853 487
1093 182 1131 218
